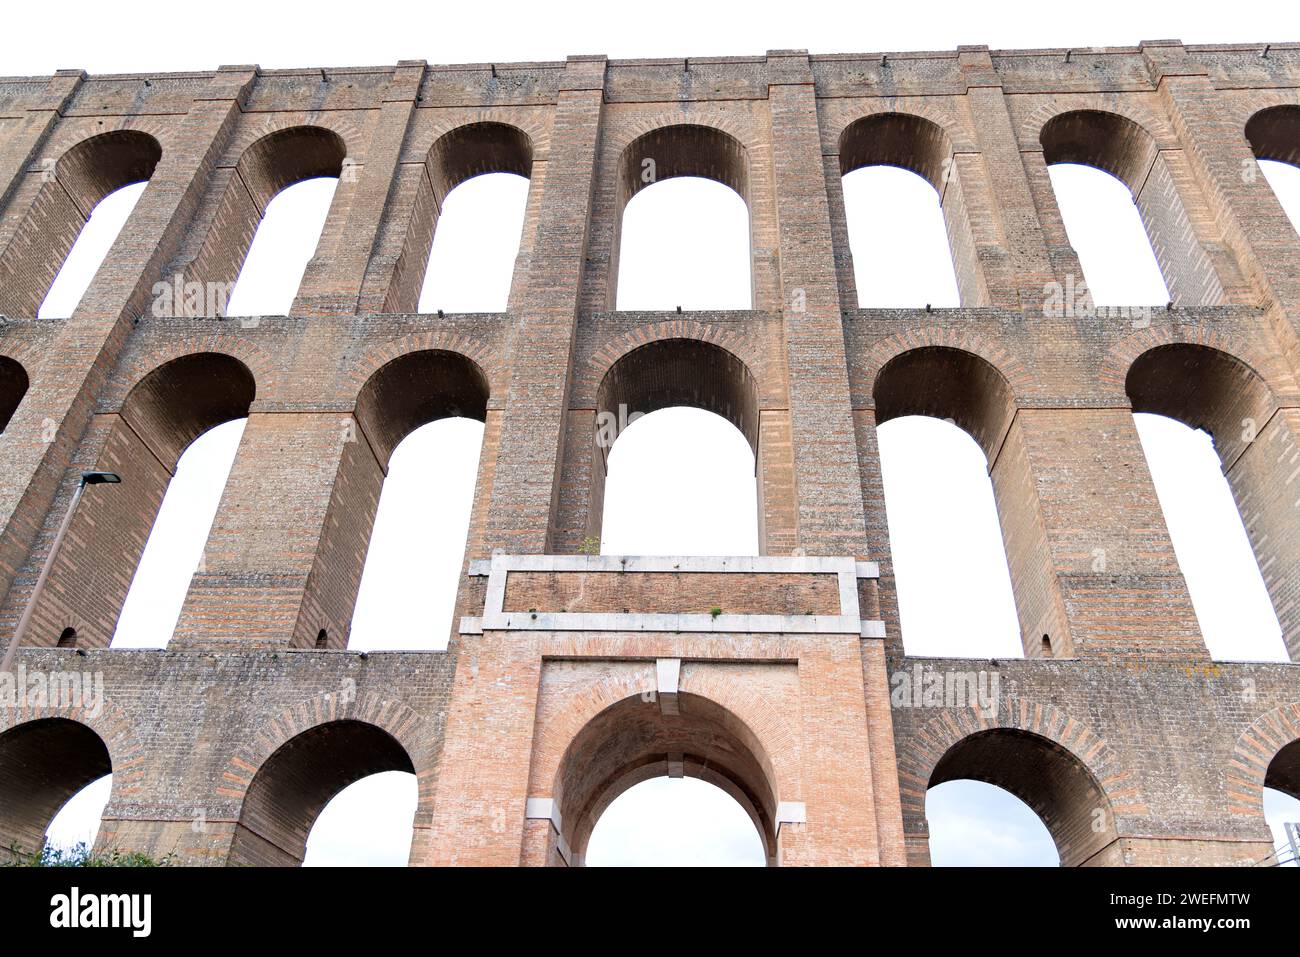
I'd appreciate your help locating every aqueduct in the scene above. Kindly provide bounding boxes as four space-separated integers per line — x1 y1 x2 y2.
1 41 1300 865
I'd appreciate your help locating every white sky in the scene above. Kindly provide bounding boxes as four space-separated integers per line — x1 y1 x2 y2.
21 0 1300 867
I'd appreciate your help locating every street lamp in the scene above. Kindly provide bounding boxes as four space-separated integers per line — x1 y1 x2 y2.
0 471 121 674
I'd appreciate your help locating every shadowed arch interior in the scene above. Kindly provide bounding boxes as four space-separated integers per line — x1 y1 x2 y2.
597 338 759 454
929 728 1118 866
0 130 161 318
353 350 489 470
1246 105 1300 167
1040 110 1157 190
551 692 779 866
1266 738 1300 801
618 124 749 207
0 356 29 432
1126 343 1275 468
840 112 953 189
121 352 257 469
0 718 112 858
236 126 347 213
426 122 533 206
228 719 415 866
873 346 1014 459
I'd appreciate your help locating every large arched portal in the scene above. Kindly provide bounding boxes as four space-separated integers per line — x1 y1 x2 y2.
545 692 780 866
228 720 416 866
0 718 112 859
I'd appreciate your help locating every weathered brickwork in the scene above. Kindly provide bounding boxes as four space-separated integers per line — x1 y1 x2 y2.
1 40 1299 866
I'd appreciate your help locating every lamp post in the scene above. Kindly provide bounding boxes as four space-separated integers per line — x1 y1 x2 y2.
0 470 120 674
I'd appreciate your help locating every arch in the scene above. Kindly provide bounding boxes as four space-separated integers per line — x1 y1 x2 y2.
17 353 255 648
1245 105 1300 167
873 346 1014 460
838 112 982 307
610 124 752 311
0 355 29 432
588 337 760 550
0 718 111 858
376 122 534 315
840 111 953 189
0 129 161 318
425 121 533 207
353 348 489 469
236 126 347 214
1125 343 1298 659
1125 343 1275 470
926 728 1118 866
228 719 416 866
171 126 346 316
1040 109 1219 306
872 347 1069 657
1228 701 1300 816
548 691 780 866
333 349 490 649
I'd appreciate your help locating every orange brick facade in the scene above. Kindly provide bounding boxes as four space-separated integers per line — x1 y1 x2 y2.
1 41 1299 866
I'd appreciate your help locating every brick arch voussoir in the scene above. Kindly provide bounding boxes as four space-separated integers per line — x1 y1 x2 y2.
1234 92 1300 136
422 111 550 161
833 101 973 155
1100 324 1297 402
221 113 363 168
610 110 761 160
579 321 765 408
863 327 1035 405
1226 701 1300 815
1020 96 1177 151
103 339 276 412
343 331 500 405
676 666 800 800
39 117 172 170
896 697 1142 825
216 691 435 813
0 693 148 799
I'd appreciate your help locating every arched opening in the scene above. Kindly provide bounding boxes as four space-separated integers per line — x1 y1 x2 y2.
16 353 254 649
347 350 489 650
593 339 760 556
39 183 147 319
202 126 346 317
547 691 780 866
0 130 160 319
877 416 1020 657
1245 105 1300 239
612 125 752 310
44 774 112 859
839 113 965 308
112 417 247 649
925 779 1059 866
1041 110 1208 306
874 347 1056 657
0 718 111 860
925 728 1117 867
585 776 767 866
1263 739 1300 867
1126 344 1289 661
416 122 533 313
0 356 27 433
229 719 416 866
303 770 418 866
